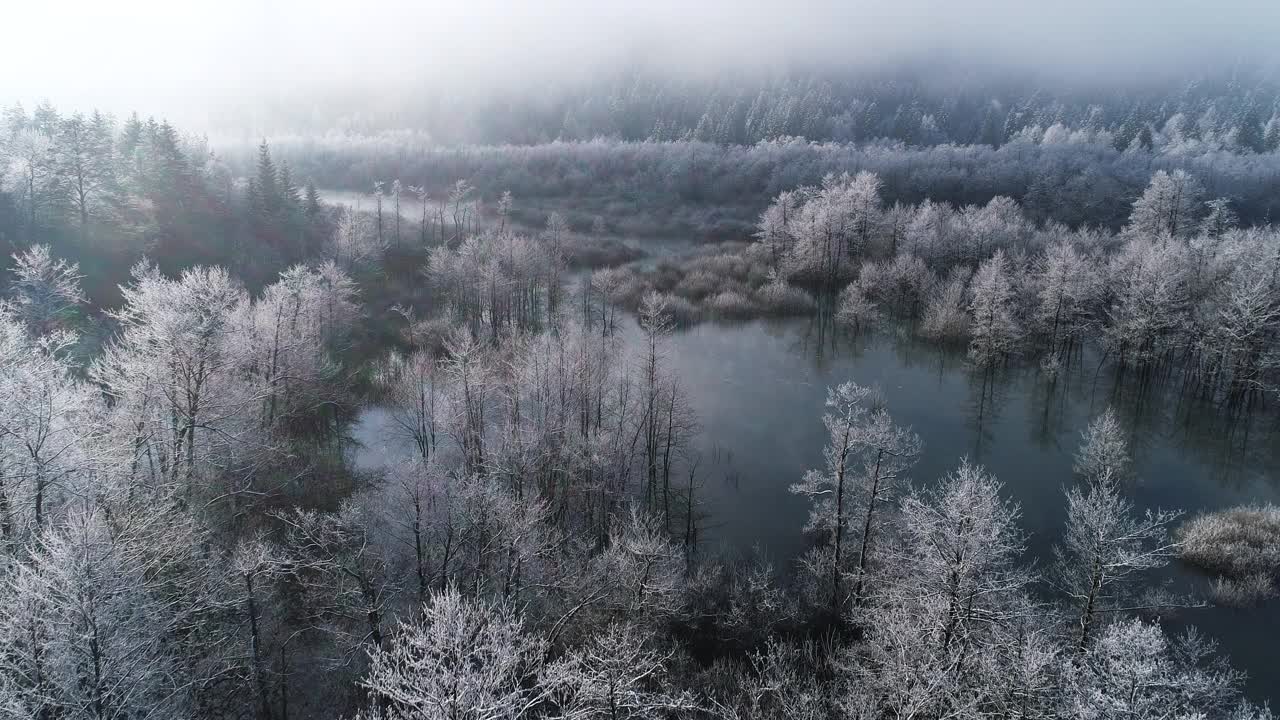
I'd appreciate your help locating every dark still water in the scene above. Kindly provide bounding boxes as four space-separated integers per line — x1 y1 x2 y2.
354 317 1280 700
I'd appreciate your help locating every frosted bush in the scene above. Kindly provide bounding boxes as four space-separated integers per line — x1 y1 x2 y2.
706 290 758 319
1179 504 1280 606
757 282 816 316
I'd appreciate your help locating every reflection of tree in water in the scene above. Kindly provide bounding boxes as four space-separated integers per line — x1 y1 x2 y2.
708 442 742 491
1025 344 1102 451
1100 362 1280 491
798 298 841 366
966 365 1010 462
889 330 966 381
1028 365 1070 450
1170 394 1280 491
1088 362 1163 473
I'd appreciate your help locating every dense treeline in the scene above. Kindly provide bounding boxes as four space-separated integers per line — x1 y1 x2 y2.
248 66 1280 150
595 168 1280 407
237 132 1280 240
0 102 329 306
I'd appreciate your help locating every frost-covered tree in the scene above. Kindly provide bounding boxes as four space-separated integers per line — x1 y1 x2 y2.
1034 240 1096 349
1127 169 1204 238
378 350 445 465
546 622 695 720
850 459 1036 720
9 245 84 335
496 190 513 234
1201 198 1239 237
782 173 879 288
1073 408 1130 483
895 459 1028 653
359 587 548 720
791 382 874 612
967 249 1019 366
845 404 921 605
1197 244 1280 393
920 266 971 342
0 307 94 540
227 537 287 720
846 171 884 256
240 263 357 434
835 279 879 331
275 504 396 657
0 507 213 720
330 206 382 268
91 263 253 495
442 330 490 477
1104 235 1190 365
755 190 798 271
903 199 955 265
791 382 920 611
6 129 56 228
1053 470 1180 652
636 292 677 512
1059 618 1245 719
55 112 118 239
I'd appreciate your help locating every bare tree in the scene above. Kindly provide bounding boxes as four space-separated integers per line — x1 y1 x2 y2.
359 587 548 720
1073 408 1130 483
545 622 696 720
9 245 85 336
1053 469 1180 652
1059 618 1244 719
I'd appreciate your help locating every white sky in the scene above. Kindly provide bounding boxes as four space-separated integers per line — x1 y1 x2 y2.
5 0 1279 128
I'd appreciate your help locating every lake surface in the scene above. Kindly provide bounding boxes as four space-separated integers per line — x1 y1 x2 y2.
353 316 1280 700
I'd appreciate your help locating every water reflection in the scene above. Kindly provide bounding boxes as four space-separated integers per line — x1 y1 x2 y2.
352 316 1280 699
659 317 1280 700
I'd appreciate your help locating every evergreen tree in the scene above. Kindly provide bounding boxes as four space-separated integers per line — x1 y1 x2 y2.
304 181 321 220
254 140 280 221
1236 109 1265 153
1135 124 1154 152
278 161 300 213
1265 114 1280 152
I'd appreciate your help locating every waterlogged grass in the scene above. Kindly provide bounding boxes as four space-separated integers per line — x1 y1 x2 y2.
1179 505 1280 606
1209 574 1277 608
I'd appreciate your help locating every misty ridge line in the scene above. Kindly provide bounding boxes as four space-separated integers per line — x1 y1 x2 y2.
189 61 1280 140
6 0 1280 125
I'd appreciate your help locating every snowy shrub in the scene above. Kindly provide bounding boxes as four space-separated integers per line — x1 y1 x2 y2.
757 281 816 316
1210 573 1277 608
657 293 701 326
1179 504 1280 581
673 270 723 301
706 290 758 319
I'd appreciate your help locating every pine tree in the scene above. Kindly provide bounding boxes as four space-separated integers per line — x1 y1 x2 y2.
304 181 321 220
1264 114 1280 152
1236 109 1265 153
278 161 300 212
1135 124 1154 152
254 140 280 222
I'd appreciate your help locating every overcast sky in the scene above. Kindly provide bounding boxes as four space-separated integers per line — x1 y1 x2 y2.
6 0 1280 128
